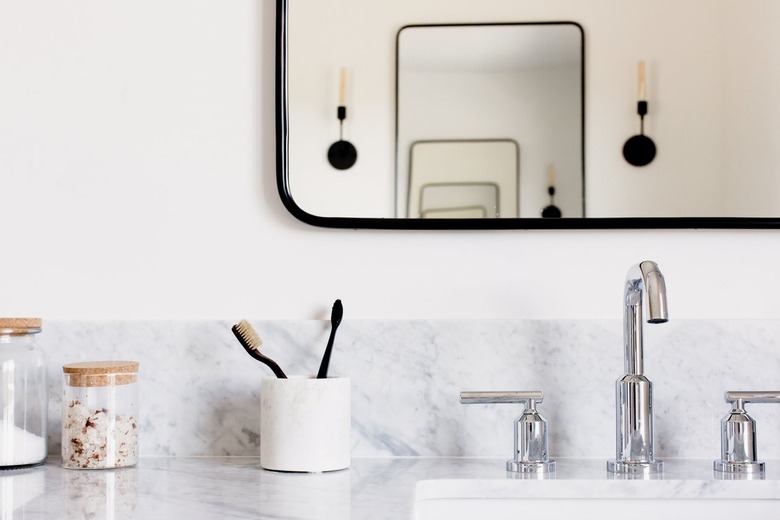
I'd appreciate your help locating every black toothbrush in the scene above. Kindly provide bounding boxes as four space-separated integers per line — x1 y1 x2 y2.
232 320 287 378
317 299 343 379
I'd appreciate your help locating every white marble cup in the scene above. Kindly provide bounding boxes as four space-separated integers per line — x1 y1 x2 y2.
260 376 351 473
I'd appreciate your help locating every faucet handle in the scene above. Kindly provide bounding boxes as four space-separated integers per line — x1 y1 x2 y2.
460 390 555 475
714 390 780 477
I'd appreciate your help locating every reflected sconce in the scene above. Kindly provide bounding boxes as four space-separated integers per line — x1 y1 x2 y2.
623 60 657 167
327 67 358 170
541 164 562 218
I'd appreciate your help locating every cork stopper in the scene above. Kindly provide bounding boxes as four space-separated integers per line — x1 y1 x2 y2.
63 360 139 387
0 318 42 334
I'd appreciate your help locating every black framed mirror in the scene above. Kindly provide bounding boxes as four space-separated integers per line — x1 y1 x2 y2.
276 0 780 229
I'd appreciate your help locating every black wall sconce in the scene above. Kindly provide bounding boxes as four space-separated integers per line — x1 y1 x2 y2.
327 67 358 170
623 60 656 167
541 164 562 218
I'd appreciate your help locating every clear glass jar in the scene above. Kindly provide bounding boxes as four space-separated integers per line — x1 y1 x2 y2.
0 317 48 469
62 361 139 470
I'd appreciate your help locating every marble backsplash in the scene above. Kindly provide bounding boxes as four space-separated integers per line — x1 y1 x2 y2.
40 320 780 461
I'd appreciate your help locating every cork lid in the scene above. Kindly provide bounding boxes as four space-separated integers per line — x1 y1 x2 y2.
0 318 42 334
63 360 139 387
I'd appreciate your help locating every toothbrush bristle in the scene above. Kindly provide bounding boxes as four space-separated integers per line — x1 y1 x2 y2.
232 320 262 350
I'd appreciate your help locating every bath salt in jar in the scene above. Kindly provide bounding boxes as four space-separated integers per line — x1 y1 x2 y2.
0 318 47 469
62 361 139 470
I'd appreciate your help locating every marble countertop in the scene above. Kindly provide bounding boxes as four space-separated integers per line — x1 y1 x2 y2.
4 457 780 519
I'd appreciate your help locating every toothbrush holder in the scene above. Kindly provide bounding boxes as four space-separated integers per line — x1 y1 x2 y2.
260 376 351 472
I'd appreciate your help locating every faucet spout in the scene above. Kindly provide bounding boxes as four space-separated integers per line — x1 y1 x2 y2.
623 261 668 376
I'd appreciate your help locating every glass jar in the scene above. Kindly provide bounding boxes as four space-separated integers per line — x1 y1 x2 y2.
0 317 48 469
62 361 139 470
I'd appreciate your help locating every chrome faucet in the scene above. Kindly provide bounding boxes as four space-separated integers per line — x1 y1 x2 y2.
607 260 668 475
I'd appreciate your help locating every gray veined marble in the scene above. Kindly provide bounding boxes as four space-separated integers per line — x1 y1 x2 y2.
39 320 780 460
11 457 780 520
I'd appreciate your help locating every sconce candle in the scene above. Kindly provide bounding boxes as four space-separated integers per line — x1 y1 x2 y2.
338 67 346 106
638 60 646 101
327 67 358 170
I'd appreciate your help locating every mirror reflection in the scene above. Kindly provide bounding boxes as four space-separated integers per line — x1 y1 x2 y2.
282 0 780 227
407 140 519 218
396 23 583 219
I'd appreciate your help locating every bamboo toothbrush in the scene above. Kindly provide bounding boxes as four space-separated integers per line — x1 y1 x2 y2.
231 320 287 378
316 299 343 379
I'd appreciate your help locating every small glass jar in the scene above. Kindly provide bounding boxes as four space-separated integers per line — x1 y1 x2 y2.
0 318 47 469
62 361 139 470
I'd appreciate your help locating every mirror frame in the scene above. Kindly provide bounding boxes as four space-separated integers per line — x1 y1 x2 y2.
275 0 780 229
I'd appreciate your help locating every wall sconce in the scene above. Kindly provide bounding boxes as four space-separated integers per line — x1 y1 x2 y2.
623 60 657 167
541 164 562 218
327 67 358 170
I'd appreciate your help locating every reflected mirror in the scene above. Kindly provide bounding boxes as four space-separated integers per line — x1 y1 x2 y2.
408 140 519 218
277 0 780 229
397 24 583 219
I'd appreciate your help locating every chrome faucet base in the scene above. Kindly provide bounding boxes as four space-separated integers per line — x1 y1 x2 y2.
714 460 765 474
507 460 556 474
714 462 765 481
607 460 663 475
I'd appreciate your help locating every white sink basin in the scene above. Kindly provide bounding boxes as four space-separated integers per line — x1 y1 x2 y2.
412 477 779 520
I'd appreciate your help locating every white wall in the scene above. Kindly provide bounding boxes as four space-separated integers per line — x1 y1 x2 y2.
1 1 780 321
722 0 780 216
